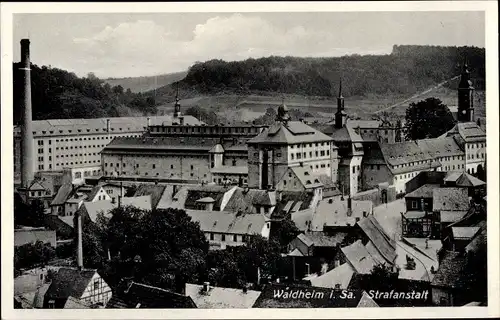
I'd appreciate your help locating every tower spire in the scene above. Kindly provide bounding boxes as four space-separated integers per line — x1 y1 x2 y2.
173 82 181 118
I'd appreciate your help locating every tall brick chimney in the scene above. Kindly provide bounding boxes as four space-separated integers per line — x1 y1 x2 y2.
20 39 34 188
76 211 84 270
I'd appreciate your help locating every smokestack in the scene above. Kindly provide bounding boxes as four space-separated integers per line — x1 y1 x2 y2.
76 211 84 270
20 39 34 188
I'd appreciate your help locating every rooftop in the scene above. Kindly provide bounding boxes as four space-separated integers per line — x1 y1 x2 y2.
185 209 267 235
309 199 373 231
107 281 196 308
248 121 333 145
432 188 470 212
185 283 260 309
309 263 355 289
44 267 97 301
431 251 467 289
405 184 441 199
357 215 397 264
452 226 481 239
14 115 203 137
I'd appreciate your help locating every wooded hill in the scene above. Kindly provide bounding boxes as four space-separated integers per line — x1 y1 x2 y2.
13 64 157 124
13 45 485 122
150 45 485 103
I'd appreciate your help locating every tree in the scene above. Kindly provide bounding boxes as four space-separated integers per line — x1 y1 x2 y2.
14 197 46 227
404 97 456 140
269 219 300 250
370 263 399 291
14 241 56 271
94 207 209 292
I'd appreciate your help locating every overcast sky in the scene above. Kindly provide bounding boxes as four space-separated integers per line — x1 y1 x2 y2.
13 12 485 79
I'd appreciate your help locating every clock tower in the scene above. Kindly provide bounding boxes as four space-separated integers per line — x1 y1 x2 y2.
457 58 475 123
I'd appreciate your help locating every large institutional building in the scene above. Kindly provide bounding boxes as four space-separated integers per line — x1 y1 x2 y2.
15 38 486 199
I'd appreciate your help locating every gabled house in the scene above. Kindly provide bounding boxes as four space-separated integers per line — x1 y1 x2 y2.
107 281 196 308
292 197 372 233
185 283 260 309
401 184 440 238
15 227 56 248
185 209 270 250
43 267 112 309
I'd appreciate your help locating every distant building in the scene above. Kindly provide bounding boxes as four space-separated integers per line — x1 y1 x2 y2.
185 209 271 250
14 115 202 185
247 103 338 191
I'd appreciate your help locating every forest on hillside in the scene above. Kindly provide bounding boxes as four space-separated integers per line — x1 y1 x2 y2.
156 45 485 100
13 64 157 124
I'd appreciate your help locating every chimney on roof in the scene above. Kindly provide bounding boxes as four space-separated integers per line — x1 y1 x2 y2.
76 211 84 270
20 39 34 188
425 238 429 249
106 119 110 133
147 117 150 128
202 282 210 294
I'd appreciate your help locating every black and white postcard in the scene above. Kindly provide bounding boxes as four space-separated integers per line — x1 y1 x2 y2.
1 1 498 319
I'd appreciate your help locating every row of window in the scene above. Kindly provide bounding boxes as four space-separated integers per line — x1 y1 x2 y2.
55 145 106 150
291 150 330 160
467 143 485 149
290 142 330 149
103 170 208 178
151 126 260 135
73 170 101 179
467 153 485 160
36 127 142 135
207 233 248 242
56 153 98 158
56 159 100 166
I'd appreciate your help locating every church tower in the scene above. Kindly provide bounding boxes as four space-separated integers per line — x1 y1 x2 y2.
457 58 475 123
334 79 347 129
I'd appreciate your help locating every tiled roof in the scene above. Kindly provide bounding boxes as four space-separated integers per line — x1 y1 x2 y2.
44 268 96 301
444 171 463 182
455 122 486 142
310 263 355 289
182 186 230 211
102 136 221 153
302 231 348 248
14 115 203 138
405 184 441 199
440 210 468 223
379 141 434 167
416 137 464 157
456 172 486 187
185 209 267 235
274 191 314 217
223 187 275 213
50 184 73 206
310 199 373 231
341 240 382 274
297 233 314 247
248 121 333 145
132 184 167 208
107 281 196 308
291 208 314 232
290 167 323 189
465 220 486 253
452 226 481 239
357 215 397 264
432 188 469 212
431 251 467 289
185 284 260 308
81 196 152 223
253 284 378 308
